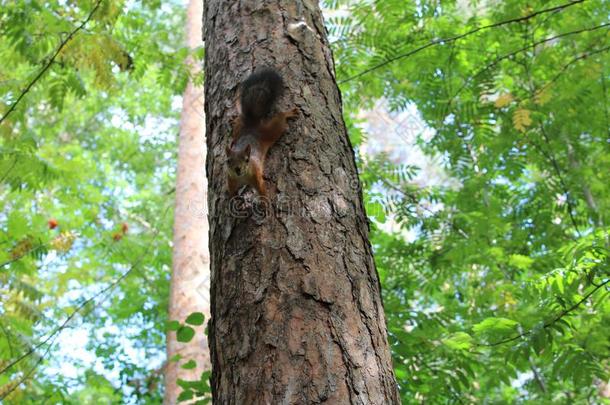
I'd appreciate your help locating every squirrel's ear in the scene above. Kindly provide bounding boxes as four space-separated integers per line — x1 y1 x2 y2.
244 144 251 160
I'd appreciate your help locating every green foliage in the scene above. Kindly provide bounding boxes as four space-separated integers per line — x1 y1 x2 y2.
327 0 610 402
169 312 206 344
0 0 195 402
176 370 212 404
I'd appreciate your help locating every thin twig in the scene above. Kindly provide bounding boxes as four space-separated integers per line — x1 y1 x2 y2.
518 43 586 238
484 278 610 346
522 45 610 104
0 0 103 125
0 321 14 358
338 0 586 84
446 23 610 113
0 245 45 269
0 205 170 380
0 158 17 184
538 124 582 236
529 356 547 393
0 332 59 401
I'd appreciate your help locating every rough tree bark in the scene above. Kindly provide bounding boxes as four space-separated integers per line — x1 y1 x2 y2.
164 0 210 402
204 1 399 404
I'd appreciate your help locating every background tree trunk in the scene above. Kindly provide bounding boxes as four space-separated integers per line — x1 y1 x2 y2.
164 0 210 403
204 1 399 404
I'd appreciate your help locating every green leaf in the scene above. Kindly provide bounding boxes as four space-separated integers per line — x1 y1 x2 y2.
394 364 408 380
442 332 473 351
366 200 386 223
177 326 196 343
185 312 205 326
181 359 197 370
176 379 191 390
177 378 207 392
177 390 194 402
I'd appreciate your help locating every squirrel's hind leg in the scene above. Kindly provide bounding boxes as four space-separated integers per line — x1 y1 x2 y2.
252 163 267 197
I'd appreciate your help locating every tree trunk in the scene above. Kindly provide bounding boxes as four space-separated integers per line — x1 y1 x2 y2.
164 0 210 403
203 1 399 404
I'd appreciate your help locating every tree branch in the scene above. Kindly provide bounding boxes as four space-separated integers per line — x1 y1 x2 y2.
538 124 582 236
0 205 169 389
0 331 59 401
484 278 610 347
446 22 610 111
0 321 14 358
529 356 547 393
0 245 45 269
338 0 586 84
533 45 610 101
0 0 102 125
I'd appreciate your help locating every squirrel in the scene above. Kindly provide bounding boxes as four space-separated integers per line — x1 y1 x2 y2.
226 68 298 197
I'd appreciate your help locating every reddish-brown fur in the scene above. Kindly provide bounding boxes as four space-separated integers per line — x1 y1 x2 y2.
226 108 298 196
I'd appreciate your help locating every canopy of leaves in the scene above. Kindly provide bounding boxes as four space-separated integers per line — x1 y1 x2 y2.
327 0 610 402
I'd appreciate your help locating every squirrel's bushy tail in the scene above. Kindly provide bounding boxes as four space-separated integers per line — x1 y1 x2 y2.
240 68 284 124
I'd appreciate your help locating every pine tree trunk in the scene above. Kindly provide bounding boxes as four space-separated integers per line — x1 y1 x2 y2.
203 1 399 404
164 0 210 402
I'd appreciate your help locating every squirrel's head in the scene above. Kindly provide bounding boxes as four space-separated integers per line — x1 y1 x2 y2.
226 143 251 177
